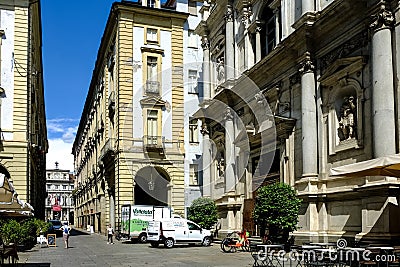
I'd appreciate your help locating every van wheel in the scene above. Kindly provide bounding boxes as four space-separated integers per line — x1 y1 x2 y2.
164 238 174 248
138 233 147 243
150 242 159 248
202 236 212 246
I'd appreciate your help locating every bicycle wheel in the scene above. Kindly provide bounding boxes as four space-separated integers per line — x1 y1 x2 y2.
221 239 234 253
242 240 251 252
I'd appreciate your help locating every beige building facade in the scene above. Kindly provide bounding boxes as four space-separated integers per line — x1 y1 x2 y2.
0 0 47 219
197 0 400 243
72 1 202 234
45 164 75 223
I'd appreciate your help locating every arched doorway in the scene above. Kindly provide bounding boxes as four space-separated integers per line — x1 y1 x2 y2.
0 164 10 178
134 166 170 206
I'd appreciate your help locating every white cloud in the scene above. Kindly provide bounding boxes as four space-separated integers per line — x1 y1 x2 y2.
47 122 65 133
62 126 78 143
46 138 74 172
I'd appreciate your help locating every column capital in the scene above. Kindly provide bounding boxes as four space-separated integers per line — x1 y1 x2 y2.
370 2 394 32
200 123 209 135
299 52 315 74
224 107 234 121
201 38 210 50
225 5 234 22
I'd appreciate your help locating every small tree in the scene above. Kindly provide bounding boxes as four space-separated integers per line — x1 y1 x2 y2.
188 197 218 229
253 183 302 243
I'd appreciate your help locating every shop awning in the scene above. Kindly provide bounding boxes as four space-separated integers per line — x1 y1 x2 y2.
0 173 34 217
329 154 400 178
52 205 62 211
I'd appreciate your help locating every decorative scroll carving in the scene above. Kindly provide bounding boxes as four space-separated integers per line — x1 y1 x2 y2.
337 96 357 141
370 2 394 32
225 6 234 22
299 52 314 74
320 32 368 73
201 38 210 50
255 92 267 107
200 123 209 135
224 107 233 121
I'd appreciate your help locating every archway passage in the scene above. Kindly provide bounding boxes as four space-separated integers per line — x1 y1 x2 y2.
0 164 10 178
134 166 170 206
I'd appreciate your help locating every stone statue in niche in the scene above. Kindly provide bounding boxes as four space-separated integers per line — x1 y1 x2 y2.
217 153 225 177
337 96 356 141
217 57 225 81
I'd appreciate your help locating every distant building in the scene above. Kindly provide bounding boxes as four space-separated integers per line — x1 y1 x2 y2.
0 0 47 218
72 0 202 233
45 163 75 223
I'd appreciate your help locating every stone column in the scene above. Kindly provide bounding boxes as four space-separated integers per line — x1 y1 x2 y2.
302 0 314 15
300 52 318 178
109 192 115 227
224 108 235 192
201 122 211 197
201 38 211 101
395 2 400 149
274 8 281 44
225 5 235 80
255 25 262 63
371 3 396 157
245 29 254 69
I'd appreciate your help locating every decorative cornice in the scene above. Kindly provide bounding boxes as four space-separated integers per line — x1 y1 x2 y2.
140 46 164 55
370 2 394 32
299 52 315 74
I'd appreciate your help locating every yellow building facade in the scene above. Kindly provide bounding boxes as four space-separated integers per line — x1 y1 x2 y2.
72 1 189 234
0 0 48 219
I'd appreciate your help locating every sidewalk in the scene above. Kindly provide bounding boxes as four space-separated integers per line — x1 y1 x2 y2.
12 229 254 267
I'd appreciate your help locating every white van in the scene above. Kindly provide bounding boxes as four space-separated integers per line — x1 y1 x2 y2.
120 205 173 242
147 218 212 248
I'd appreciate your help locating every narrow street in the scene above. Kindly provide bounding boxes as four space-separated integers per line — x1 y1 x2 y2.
14 229 253 267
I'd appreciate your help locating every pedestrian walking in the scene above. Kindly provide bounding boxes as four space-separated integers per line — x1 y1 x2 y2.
107 224 114 244
61 222 71 249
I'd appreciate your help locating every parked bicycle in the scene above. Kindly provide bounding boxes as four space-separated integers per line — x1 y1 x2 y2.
220 230 251 253
114 231 130 242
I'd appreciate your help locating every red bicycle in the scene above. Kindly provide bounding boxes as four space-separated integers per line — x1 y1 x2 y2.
221 231 251 252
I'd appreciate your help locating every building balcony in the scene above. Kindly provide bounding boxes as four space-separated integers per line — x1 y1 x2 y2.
143 135 164 153
145 80 160 95
100 138 115 161
108 91 115 118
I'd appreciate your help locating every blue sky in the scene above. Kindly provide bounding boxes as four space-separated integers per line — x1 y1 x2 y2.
42 0 117 171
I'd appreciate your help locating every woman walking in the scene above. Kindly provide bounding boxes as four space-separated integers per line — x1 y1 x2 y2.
107 224 114 244
61 222 71 249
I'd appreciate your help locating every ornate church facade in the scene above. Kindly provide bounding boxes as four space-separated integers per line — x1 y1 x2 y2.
196 0 400 242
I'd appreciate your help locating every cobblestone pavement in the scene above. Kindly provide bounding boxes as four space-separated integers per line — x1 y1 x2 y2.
12 229 253 267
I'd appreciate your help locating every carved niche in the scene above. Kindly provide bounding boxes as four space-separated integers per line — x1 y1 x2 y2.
319 56 365 155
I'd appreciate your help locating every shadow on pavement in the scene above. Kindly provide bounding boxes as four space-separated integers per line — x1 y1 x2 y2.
68 229 90 236
1 264 50 266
